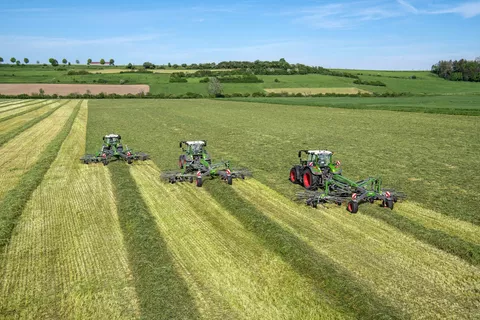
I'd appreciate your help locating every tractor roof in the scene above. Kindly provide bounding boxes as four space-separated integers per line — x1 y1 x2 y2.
307 150 332 155
185 140 206 145
105 134 121 138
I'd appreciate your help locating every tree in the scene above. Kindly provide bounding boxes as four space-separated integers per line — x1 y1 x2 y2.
16 60 21 66
10 57 16 63
100 58 105 65
0 57 3 63
49 58 58 66
109 58 114 65
207 77 223 97
62 58 67 65
24 58 29 64
87 58 92 65
168 62 171 67
127 63 133 69
76 59 80 64
143 61 155 69
36 60 40 64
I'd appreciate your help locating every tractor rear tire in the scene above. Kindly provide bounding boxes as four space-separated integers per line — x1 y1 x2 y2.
227 175 233 185
196 177 203 187
289 167 299 184
347 201 359 214
302 169 318 190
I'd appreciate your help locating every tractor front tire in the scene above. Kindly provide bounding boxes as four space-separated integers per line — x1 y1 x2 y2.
302 169 318 190
347 201 359 214
196 177 203 187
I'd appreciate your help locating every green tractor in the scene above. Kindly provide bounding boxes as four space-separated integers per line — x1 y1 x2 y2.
80 134 149 165
161 140 250 187
289 150 342 190
291 150 404 213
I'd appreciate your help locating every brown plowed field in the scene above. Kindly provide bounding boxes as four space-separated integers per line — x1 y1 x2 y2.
0 84 150 95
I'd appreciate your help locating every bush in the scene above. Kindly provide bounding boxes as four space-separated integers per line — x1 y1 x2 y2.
411 75 417 79
353 79 386 86
97 79 108 84
119 79 128 84
252 91 266 97
274 78 280 82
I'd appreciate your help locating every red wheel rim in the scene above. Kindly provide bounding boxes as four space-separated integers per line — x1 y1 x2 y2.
290 170 295 181
303 173 310 188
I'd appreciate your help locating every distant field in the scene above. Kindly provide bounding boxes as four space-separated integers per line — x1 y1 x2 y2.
265 87 370 95
227 95 480 115
0 83 149 95
1 65 479 96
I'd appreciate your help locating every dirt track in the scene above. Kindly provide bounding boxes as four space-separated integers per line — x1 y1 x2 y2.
0 84 150 95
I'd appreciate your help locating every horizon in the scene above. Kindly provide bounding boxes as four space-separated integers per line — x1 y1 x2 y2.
1 0 479 70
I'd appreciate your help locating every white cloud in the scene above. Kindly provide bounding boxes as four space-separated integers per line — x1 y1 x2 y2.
396 0 418 14
427 2 480 18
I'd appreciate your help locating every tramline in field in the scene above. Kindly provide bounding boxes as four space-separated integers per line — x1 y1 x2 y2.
290 149 404 213
161 140 251 187
80 133 149 165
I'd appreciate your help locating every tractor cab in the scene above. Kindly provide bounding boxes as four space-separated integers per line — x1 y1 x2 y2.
307 150 332 167
103 134 121 147
180 140 210 160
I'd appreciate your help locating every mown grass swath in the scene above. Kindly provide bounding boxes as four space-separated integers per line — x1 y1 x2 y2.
108 162 200 320
0 99 47 115
233 179 480 318
131 164 344 319
0 102 60 135
0 101 140 318
204 182 404 319
0 100 53 122
0 100 71 147
0 101 80 248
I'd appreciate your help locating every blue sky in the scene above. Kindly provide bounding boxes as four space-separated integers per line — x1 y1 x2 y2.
1 0 479 70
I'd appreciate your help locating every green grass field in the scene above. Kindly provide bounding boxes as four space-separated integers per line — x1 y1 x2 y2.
2 65 479 97
0 95 479 318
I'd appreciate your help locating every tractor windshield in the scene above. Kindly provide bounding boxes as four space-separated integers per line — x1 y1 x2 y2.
106 137 120 145
190 144 204 155
317 154 331 166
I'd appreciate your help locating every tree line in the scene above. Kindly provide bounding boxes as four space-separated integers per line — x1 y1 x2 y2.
431 58 480 82
0 57 114 66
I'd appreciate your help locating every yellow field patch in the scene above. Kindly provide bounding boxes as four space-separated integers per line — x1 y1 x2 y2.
0 100 76 201
0 101 140 318
234 179 480 318
264 87 371 95
0 101 60 135
130 163 342 319
0 100 50 119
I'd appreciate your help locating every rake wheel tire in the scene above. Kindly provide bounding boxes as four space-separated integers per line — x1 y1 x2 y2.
386 199 394 210
347 201 358 214
196 177 203 187
227 175 233 185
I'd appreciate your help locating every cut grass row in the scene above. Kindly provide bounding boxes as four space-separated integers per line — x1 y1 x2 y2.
0 100 50 120
0 101 140 318
130 163 347 319
0 100 53 124
0 100 77 201
0 100 72 148
228 179 480 318
0 99 32 110
0 100 79 249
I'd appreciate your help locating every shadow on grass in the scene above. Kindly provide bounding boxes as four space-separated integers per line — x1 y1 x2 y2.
109 162 199 320
204 182 405 320
363 207 480 266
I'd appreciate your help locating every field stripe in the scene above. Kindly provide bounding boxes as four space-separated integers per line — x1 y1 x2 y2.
0 101 140 318
0 101 61 135
0 99 48 117
0 100 57 124
108 162 200 320
0 100 21 108
233 179 480 318
395 202 480 245
130 163 346 319
0 100 76 201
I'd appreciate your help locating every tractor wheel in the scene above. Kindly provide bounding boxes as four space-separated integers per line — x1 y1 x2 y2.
302 169 318 190
196 177 203 187
289 167 298 184
347 201 359 214
386 199 394 210
227 175 233 185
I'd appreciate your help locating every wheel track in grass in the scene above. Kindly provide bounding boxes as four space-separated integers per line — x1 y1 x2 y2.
0 99 49 117
0 100 140 319
0 101 62 135
130 162 346 319
0 100 76 201
232 179 480 319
